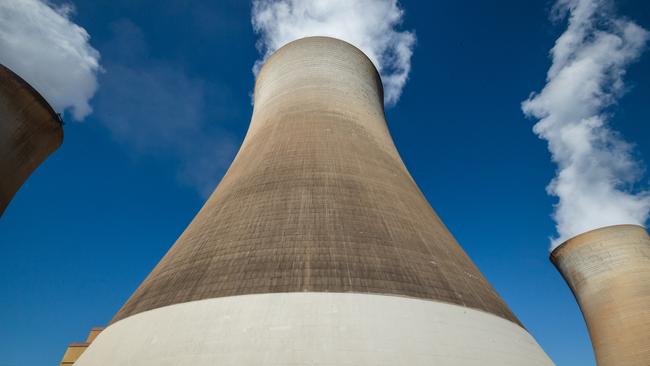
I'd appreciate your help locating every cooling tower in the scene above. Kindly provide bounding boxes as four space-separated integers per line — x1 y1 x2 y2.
74 37 553 365
551 224 650 366
0 64 63 216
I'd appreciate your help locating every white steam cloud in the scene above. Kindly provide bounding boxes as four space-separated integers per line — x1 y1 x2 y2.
523 0 650 248
251 0 415 105
0 0 100 120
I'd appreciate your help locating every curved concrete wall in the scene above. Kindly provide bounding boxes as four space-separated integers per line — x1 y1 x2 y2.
551 224 650 366
0 64 63 216
82 37 554 364
77 293 554 366
112 36 519 325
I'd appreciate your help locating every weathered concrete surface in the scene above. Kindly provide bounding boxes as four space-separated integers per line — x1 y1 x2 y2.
83 37 556 364
0 64 62 216
112 36 521 326
77 293 554 366
551 224 650 366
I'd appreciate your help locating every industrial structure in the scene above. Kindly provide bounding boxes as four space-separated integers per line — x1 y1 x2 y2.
0 64 63 216
59 328 103 366
72 37 553 365
551 224 650 366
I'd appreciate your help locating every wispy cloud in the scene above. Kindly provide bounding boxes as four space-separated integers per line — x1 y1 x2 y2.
522 0 650 248
95 20 237 196
0 0 100 120
251 0 415 105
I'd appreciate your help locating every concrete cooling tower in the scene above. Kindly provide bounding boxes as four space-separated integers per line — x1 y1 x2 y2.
0 64 63 216
551 224 650 366
73 37 554 365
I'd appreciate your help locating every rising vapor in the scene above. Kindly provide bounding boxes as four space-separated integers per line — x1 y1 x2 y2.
523 0 650 248
251 0 415 105
0 0 101 120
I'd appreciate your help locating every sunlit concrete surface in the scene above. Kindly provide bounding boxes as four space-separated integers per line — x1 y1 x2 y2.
77 293 554 366
552 224 650 366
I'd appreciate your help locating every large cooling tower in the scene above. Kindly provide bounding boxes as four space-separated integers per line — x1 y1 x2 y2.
0 64 63 216
75 37 553 365
551 224 650 366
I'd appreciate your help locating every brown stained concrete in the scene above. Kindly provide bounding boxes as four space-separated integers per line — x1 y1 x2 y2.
59 328 104 365
60 344 89 366
0 64 63 216
112 37 519 326
551 224 650 366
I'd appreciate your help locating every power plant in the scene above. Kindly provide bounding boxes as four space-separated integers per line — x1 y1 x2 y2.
551 224 650 366
0 64 63 216
68 37 554 365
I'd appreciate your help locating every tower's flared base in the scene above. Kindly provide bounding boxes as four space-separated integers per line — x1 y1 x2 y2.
76 292 553 366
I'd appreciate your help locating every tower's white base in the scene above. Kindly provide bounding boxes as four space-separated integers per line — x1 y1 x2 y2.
75 292 554 365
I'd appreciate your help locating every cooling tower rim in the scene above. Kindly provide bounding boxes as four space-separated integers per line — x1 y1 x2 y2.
0 63 63 128
550 223 647 261
254 36 384 101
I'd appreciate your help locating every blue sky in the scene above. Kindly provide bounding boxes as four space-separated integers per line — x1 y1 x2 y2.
1 0 649 365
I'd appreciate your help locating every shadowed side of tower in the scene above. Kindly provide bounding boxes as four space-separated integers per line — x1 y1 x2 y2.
75 37 554 365
0 64 63 216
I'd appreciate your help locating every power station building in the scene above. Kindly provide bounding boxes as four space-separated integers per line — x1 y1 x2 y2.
0 64 63 216
551 224 650 366
71 37 554 365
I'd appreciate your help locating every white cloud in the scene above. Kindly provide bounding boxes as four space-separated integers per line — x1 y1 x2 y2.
522 0 650 248
0 0 100 120
251 0 415 106
95 20 237 196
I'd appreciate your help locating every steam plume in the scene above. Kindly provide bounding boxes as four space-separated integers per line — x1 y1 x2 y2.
0 0 101 120
251 0 415 105
522 0 650 248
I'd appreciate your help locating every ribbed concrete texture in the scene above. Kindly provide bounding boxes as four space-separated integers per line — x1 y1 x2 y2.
76 293 553 366
0 64 63 216
551 224 650 366
113 36 520 324
81 37 553 364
